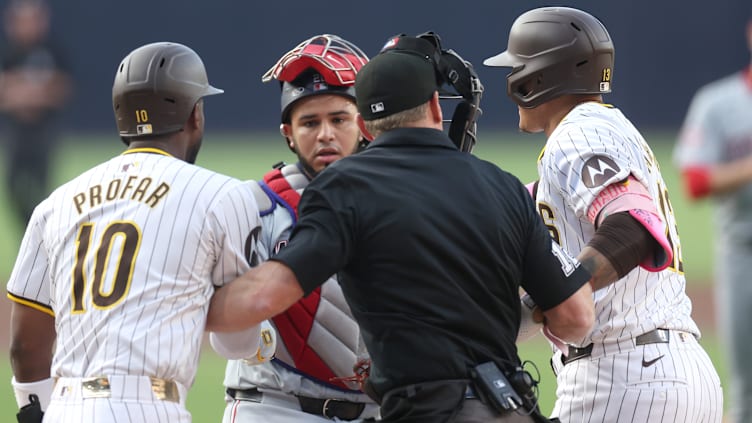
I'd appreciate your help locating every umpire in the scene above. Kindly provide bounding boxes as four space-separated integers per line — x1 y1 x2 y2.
207 35 595 423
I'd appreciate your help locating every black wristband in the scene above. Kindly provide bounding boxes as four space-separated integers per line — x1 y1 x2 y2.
16 394 44 423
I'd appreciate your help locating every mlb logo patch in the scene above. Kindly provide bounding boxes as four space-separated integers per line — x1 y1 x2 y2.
370 102 385 113
137 124 153 135
599 82 610 92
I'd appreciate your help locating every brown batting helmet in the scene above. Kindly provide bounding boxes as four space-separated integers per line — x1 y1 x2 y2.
483 7 614 108
112 42 223 140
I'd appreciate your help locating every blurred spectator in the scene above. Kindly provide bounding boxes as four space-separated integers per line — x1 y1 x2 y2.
673 16 752 423
0 0 72 226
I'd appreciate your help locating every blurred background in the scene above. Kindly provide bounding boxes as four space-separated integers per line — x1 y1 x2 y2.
1 0 749 133
0 0 747 420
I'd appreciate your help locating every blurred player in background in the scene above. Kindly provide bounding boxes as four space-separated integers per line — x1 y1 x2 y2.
211 33 380 422
7 42 264 423
485 6 723 422
0 0 72 226
673 16 752 423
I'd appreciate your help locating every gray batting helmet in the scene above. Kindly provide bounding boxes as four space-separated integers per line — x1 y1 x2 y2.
112 42 223 140
483 7 614 108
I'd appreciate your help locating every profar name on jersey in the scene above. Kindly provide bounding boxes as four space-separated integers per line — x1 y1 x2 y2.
72 175 170 214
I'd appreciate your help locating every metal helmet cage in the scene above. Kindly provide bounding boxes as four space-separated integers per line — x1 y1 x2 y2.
262 34 369 86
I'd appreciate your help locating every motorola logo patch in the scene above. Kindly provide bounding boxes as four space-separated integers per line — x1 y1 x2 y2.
581 155 620 188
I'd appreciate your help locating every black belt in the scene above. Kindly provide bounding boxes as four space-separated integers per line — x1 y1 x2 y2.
563 328 672 365
226 388 366 420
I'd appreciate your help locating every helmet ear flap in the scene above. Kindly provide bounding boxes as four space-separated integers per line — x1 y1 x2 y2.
447 102 468 147
436 49 483 152
448 101 475 153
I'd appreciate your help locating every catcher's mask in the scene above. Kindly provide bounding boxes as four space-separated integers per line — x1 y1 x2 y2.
112 42 223 144
379 31 484 153
483 7 614 109
262 34 369 151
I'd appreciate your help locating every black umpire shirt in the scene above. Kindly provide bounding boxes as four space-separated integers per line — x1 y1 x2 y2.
273 127 589 397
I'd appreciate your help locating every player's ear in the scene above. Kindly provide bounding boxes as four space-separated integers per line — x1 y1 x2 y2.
280 123 295 150
188 100 203 131
429 92 442 124
356 114 374 141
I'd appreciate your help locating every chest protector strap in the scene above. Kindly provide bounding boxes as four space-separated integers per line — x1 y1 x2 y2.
261 165 348 390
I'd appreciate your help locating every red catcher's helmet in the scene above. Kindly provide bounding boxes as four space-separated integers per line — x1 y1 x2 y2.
262 34 369 123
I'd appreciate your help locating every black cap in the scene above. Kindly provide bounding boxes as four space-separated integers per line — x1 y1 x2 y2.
355 51 438 121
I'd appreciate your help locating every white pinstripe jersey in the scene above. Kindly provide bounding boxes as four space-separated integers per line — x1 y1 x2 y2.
6 148 261 389
535 102 700 347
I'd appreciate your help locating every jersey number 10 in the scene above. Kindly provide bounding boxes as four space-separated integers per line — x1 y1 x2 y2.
71 221 141 313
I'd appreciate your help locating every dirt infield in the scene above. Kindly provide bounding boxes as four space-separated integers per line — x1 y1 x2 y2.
0 282 719 349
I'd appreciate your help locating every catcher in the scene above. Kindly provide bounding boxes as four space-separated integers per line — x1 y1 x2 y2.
209 34 379 422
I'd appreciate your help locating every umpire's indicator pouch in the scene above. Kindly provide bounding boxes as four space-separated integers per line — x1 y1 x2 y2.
471 362 562 423
470 362 523 412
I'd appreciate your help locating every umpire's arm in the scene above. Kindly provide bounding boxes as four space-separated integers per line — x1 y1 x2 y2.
206 260 303 332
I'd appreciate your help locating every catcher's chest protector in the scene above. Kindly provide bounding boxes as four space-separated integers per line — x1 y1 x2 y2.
257 165 362 391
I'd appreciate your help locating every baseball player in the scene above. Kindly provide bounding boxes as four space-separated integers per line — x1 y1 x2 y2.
7 42 265 423
484 7 724 422
673 16 752 423
209 33 379 423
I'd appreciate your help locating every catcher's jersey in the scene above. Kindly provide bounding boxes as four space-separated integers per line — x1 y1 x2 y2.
674 70 752 240
223 163 371 402
535 102 699 346
7 148 261 389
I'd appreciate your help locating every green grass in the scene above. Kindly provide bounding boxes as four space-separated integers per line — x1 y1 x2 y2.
0 130 715 283
0 130 722 420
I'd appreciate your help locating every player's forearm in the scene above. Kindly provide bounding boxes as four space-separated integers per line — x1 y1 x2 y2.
206 260 304 332
10 303 55 381
10 340 54 382
11 356 52 383
577 245 620 291
708 156 752 195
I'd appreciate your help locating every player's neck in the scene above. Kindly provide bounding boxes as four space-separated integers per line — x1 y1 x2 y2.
128 136 192 162
544 96 603 137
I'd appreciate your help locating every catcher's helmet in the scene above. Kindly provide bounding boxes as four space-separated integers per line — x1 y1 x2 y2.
262 34 369 124
112 42 223 140
483 7 614 108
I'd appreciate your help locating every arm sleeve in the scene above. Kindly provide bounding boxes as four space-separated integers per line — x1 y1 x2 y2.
208 326 261 360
